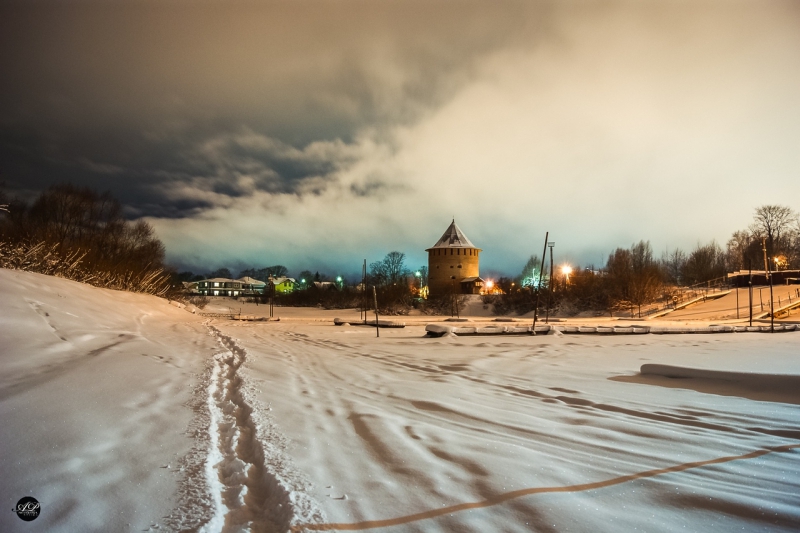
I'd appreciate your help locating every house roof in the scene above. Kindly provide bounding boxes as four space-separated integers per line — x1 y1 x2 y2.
203 277 239 283
271 277 296 284
460 276 485 283
426 219 478 250
237 276 266 285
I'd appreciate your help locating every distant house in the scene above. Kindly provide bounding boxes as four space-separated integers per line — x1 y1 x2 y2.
460 276 485 295
270 277 296 294
196 278 243 297
238 276 267 295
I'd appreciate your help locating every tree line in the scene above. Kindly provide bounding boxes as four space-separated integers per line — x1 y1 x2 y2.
0 184 171 295
2 183 795 316
489 205 800 317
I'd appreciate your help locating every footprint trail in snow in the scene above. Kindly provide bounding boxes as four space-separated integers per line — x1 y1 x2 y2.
202 324 324 533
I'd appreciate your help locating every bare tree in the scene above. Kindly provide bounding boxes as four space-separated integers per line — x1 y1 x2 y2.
629 241 663 316
605 241 663 317
750 205 797 256
682 241 726 285
370 251 408 286
266 265 289 278
725 230 752 271
660 248 686 285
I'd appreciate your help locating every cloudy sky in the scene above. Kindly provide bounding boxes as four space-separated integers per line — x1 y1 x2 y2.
2 0 799 278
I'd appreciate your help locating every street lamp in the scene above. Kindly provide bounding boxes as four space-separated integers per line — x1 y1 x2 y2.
561 265 572 291
450 275 458 318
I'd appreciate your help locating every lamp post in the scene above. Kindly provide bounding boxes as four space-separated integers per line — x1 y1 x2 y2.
450 276 459 318
415 271 421 295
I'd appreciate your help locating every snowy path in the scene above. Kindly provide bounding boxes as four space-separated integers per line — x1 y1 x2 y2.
199 324 325 533
202 325 293 532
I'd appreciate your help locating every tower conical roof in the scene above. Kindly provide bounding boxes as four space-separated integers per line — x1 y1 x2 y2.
427 219 477 249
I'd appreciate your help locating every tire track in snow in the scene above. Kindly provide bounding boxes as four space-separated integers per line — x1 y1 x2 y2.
202 324 325 533
293 442 800 531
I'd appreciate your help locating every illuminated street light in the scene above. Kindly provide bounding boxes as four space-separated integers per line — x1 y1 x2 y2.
561 265 572 291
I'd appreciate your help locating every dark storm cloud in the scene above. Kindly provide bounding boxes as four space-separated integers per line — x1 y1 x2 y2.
2 0 799 276
0 0 535 217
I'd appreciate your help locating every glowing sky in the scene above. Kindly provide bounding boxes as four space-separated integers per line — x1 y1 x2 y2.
2 1 799 277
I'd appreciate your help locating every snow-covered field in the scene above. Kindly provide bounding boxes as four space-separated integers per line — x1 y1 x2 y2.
2 270 799 532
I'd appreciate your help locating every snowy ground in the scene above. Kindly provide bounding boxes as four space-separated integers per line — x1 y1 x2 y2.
2 270 799 532
0 269 218 532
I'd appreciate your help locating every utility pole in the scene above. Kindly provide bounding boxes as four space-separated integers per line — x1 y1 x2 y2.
761 238 775 332
748 262 753 327
269 279 274 318
532 232 549 335
373 286 379 338
545 242 555 323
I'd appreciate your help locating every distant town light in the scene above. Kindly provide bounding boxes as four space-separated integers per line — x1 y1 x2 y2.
561 265 572 276
486 280 494 288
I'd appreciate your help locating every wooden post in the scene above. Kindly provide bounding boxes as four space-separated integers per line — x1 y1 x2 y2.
362 259 367 324
768 257 775 333
373 286 380 338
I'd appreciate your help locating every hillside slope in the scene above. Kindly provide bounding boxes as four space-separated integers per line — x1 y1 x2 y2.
0 269 217 532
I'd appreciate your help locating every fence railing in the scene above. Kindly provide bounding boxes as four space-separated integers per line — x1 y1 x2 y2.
636 283 732 318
